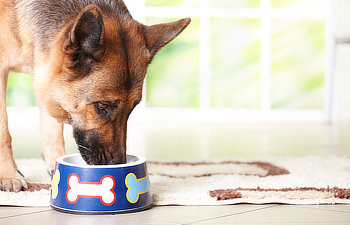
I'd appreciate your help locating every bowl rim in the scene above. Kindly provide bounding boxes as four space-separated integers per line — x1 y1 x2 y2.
56 153 146 168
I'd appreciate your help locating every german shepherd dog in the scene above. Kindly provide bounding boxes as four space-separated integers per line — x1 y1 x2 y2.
0 0 190 192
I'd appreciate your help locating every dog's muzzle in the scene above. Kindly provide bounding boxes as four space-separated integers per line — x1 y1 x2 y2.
73 128 126 165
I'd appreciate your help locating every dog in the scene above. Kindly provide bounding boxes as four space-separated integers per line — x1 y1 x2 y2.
0 0 190 192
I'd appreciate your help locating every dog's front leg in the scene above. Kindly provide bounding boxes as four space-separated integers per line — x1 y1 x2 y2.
0 72 27 192
39 106 66 176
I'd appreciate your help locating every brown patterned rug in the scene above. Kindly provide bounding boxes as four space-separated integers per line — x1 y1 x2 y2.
148 156 350 205
0 156 349 206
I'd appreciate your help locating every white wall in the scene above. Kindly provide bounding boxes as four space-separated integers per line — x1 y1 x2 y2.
334 0 350 124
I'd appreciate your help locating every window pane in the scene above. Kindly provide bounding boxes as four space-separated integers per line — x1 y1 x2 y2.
271 19 325 109
146 18 200 108
271 0 325 8
146 0 199 7
211 0 260 8
211 19 261 108
7 72 36 106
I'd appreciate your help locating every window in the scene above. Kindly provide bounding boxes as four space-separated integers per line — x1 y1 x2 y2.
7 0 335 123
126 0 334 123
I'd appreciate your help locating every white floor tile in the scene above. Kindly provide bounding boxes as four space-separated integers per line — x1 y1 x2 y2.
0 206 50 219
195 205 350 224
0 208 177 225
146 205 275 224
299 204 350 213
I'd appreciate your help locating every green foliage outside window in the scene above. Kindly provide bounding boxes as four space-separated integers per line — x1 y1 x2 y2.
271 19 325 109
211 18 261 108
7 72 36 106
146 18 200 108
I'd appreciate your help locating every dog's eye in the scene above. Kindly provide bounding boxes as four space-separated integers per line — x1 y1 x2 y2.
95 101 120 118
96 102 109 110
95 102 110 116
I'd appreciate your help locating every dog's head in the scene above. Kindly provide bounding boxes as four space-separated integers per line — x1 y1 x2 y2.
40 4 190 165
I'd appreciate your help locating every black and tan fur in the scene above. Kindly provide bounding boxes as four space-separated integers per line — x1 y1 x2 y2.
0 0 190 192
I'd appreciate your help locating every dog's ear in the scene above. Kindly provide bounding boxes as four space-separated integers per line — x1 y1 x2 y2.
143 18 191 58
63 5 105 76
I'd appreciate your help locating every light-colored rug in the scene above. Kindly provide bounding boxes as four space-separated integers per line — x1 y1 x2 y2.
1 156 350 207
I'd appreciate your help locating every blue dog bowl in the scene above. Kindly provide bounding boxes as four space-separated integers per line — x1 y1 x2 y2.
50 154 153 214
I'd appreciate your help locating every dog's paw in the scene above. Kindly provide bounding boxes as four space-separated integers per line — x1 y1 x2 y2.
0 172 28 192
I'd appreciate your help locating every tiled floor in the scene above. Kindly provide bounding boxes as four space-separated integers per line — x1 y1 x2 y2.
1 204 350 225
2 122 350 224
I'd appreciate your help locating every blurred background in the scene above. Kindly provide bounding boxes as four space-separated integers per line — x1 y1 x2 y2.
7 0 350 160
